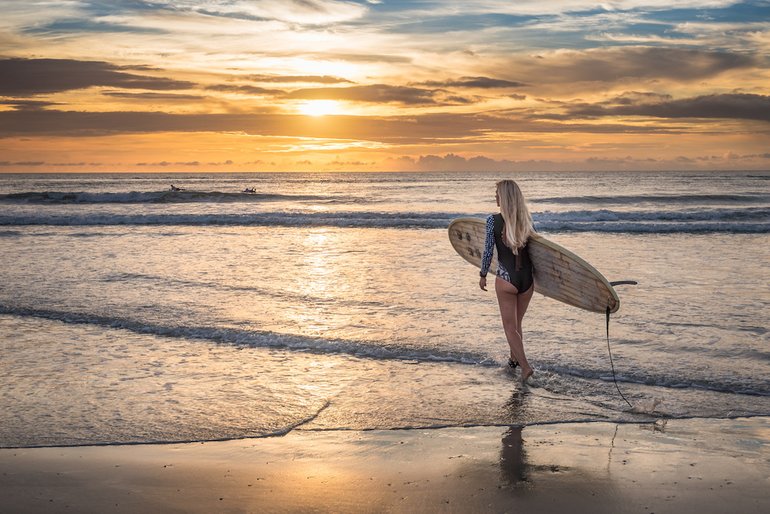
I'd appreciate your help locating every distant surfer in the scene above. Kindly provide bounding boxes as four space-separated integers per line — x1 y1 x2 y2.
243 187 256 193
170 184 183 191
479 180 536 384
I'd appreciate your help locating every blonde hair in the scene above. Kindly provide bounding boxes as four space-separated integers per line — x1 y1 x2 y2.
496 179 534 253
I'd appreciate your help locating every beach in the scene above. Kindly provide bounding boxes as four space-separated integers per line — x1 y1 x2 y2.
2 417 768 513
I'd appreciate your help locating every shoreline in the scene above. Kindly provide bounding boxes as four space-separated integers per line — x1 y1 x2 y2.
3 412 769 450
2 417 768 513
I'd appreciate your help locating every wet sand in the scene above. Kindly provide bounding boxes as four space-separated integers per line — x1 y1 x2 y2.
1 417 768 513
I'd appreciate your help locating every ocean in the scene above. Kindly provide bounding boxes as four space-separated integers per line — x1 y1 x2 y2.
1 171 768 448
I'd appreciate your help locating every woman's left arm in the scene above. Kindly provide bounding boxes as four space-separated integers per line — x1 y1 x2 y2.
479 215 495 290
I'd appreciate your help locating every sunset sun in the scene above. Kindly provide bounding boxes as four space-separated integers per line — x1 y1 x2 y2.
298 100 342 117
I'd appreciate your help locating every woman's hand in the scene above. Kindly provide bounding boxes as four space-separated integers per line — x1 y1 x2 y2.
479 276 487 291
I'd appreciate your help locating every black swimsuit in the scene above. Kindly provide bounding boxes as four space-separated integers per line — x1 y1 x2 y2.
480 214 534 293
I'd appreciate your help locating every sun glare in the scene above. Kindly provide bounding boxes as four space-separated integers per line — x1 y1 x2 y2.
298 100 342 116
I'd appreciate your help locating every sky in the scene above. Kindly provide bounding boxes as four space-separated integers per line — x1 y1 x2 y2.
1 0 769 172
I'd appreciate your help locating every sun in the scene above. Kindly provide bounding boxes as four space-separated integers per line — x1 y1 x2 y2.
298 100 342 116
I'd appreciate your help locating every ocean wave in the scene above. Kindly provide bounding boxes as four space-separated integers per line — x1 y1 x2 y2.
1 208 767 233
536 361 770 398
0 304 494 366
532 207 770 233
0 211 459 228
0 190 340 204
6 190 768 207
2 304 768 397
538 207 770 223
533 193 769 205
535 221 768 234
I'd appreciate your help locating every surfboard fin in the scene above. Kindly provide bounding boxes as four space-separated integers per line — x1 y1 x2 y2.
610 280 638 287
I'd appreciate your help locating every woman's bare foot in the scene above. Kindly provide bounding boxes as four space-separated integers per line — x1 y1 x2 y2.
520 368 534 385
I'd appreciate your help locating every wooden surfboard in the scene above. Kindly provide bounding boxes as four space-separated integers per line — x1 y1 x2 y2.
448 217 620 313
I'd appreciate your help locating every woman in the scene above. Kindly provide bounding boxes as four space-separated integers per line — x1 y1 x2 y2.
479 180 536 384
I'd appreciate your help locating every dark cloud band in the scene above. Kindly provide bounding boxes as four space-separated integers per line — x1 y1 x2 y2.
415 76 526 88
568 93 770 122
0 109 691 141
0 58 195 95
284 84 438 104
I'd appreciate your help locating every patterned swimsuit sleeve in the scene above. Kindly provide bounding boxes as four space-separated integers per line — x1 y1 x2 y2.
479 214 495 277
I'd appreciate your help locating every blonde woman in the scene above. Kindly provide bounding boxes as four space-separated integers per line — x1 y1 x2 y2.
479 180 536 384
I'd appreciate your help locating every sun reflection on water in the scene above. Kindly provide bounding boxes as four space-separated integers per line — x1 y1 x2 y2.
288 228 348 335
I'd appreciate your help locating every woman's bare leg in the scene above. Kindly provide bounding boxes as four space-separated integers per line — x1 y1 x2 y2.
496 278 534 384
516 285 534 382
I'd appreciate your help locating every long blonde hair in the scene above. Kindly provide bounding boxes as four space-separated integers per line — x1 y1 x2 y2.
496 179 534 253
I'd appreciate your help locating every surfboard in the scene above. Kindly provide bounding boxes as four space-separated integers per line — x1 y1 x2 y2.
448 217 620 314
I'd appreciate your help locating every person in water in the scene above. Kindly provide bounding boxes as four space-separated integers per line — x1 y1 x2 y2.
479 180 536 384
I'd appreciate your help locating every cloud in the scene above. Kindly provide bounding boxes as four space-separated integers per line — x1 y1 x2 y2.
25 0 368 27
0 161 44 166
391 149 770 172
515 47 758 84
607 91 673 105
566 93 770 122
415 76 526 88
245 74 353 84
0 99 61 110
0 109 693 142
441 95 477 104
0 161 105 167
329 160 372 166
376 1 745 18
25 18 166 36
312 52 413 64
536 90 673 118
205 84 284 95
102 91 206 101
391 153 560 172
0 59 196 96
136 161 200 167
141 0 368 25
629 93 770 121
284 84 438 104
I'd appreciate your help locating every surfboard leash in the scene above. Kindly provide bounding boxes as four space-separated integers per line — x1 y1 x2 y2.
605 280 638 410
605 306 633 409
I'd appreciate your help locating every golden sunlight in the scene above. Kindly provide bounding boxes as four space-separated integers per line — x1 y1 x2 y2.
298 100 343 117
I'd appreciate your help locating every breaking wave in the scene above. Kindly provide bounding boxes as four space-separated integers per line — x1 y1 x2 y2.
2 304 767 397
1 208 767 233
0 190 342 204
534 193 769 205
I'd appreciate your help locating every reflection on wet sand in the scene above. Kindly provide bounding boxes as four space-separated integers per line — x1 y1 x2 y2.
499 385 649 490
500 426 527 484
500 388 528 484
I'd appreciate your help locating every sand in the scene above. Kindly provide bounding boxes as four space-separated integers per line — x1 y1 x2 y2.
1 417 768 513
